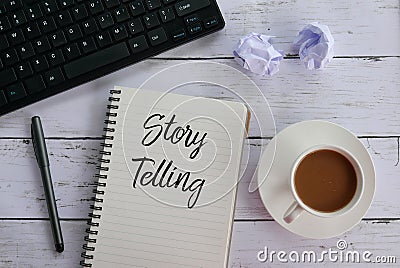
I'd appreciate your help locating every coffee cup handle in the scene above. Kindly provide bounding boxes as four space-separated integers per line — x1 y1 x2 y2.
283 201 304 224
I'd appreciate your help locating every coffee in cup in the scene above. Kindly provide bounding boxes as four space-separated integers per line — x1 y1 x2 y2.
283 145 364 223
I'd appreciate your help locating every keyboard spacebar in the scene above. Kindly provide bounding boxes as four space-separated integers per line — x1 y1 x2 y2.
64 43 130 79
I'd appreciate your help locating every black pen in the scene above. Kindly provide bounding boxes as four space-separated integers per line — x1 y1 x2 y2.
31 116 64 253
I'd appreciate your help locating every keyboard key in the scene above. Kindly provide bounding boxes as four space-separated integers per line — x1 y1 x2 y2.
6 83 27 102
11 10 28 27
44 68 65 86
17 43 35 59
56 10 73 27
145 0 161 10
65 25 83 41
25 75 46 94
143 13 160 29
88 0 104 15
95 32 112 48
148 27 167 46
159 7 175 23
127 18 144 35
31 55 49 72
48 49 65 66
0 36 9 51
112 25 128 41
26 4 43 20
82 19 98 35
80 37 97 54
42 0 59 14
128 35 148 54
64 43 130 79
34 36 51 53
0 91 7 107
50 30 67 47
0 17 11 34
175 0 210 17
188 23 202 34
0 69 17 87
5 0 22 11
204 16 218 29
16 62 34 79
163 0 175 3
2 50 19 66
98 13 114 29
104 0 120 8
58 0 75 8
114 6 130 23
129 1 145 17
172 28 186 41
184 14 199 25
39 17 57 33
64 43 81 60
23 23 42 39
72 4 88 21
8 29 25 46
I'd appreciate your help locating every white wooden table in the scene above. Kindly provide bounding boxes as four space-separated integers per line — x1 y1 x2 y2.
1 0 399 267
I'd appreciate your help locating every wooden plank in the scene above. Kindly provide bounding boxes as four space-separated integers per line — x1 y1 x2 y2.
160 0 400 57
0 220 398 267
0 220 86 268
0 139 99 219
229 220 400 267
236 138 400 220
0 58 399 137
0 138 398 220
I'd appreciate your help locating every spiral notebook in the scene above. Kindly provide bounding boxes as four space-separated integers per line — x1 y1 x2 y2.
81 87 250 268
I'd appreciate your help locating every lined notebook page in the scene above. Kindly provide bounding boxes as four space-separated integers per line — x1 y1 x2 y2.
86 87 248 268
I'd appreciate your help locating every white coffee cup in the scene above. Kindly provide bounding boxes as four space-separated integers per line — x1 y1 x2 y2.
283 145 364 224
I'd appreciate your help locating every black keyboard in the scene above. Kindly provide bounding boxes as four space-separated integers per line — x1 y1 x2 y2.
0 0 224 116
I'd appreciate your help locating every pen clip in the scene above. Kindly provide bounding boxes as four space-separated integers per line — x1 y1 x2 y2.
31 116 49 167
31 123 39 165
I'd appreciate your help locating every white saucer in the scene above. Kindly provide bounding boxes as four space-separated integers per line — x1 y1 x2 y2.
257 120 375 239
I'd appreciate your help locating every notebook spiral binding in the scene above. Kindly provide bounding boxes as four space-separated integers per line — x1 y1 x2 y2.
80 89 122 267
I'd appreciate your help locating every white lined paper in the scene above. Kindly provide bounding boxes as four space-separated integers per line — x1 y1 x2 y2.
85 87 248 268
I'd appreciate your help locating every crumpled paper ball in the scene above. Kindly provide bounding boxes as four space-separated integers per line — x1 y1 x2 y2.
233 33 284 76
293 22 334 70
